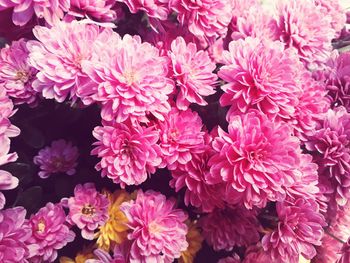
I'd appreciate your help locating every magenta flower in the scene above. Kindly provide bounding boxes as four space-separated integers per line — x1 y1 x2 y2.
68 0 117 21
169 36 217 110
27 21 112 103
208 110 301 209
26 202 75 263
170 141 224 212
0 38 38 106
199 206 260 251
33 139 79 179
65 183 109 240
218 253 241 263
117 0 170 21
81 33 174 123
0 0 69 26
305 106 350 206
274 0 335 69
0 207 32 262
262 198 326 263
120 190 188 262
0 170 18 209
169 0 233 40
218 37 302 121
243 245 277 263
153 107 205 170
92 121 161 188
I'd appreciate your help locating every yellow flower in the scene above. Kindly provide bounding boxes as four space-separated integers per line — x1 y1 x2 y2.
95 190 132 251
59 245 95 263
180 220 203 263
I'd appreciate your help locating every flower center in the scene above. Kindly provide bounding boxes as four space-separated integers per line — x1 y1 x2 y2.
149 221 162 234
82 204 95 216
169 128 180 141
36 219 46 234
15 70 29 83
123 69 137 85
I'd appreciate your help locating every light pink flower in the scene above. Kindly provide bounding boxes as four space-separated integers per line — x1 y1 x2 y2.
274 0 336 69
81 33 174 123
199 206 260 251
27 21 112 103
169 0 233 40
26 202 75 263
0 207 32 262
65 183 109 240
305 106 350 206
33 139 79 179
169 36 217 110
170 139 224 212
68 0 117 21
314 0 347 36
153 107 205 170
218 37 302 121
0 38 38 106
290 71 330 141
262 198 326 263
208 110 301 209
0 0 69 26
218 253 241 263
0 170 18 209
92 121 161 188
120 190 188 262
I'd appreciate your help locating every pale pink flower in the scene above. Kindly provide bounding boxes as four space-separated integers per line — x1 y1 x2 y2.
305 106 350 206
208 110 301 209
81 33 174 123
169 0 233 40
0 170 18 209
262 198 326 263
314 0 347 36
0 207 32 262
120 190 188 262
199 206 260 251
0 0 69 26
0 38 38 106
68 0 117 21
274 0 336 69
33 139 79 179
218 253 241 263
218 37 302 121
65 183 109 240
153 107 205 170
169 36 217 110
170 140 224 212
26 202 75 263
27 21 112 103
92 121 161 188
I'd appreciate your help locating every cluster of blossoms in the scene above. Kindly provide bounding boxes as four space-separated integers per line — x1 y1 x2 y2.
0 0 350 262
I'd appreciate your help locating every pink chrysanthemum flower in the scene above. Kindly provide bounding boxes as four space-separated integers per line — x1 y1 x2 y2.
169 0 233 40
274 0 335 69
0 0 69 26
290 71 330 141
65 183 109 240
117 0 170 21
26 202 75 263
262 198 326 263
218 253 241 263
27 21 112 103
68 0 117 21
169 37 217 110
218 37 302 121
243 245 277 263
314 0 347 36
305 106 350 206
120 190 188 262
0 38 38 106
170 139 224 212
82 33 174 123
152 107 205 170
0 170 18 209
199 206 260 251
338 237 350 263
0 207 32 262
208 110 301 209
92 121 161 188
33 139 79 179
